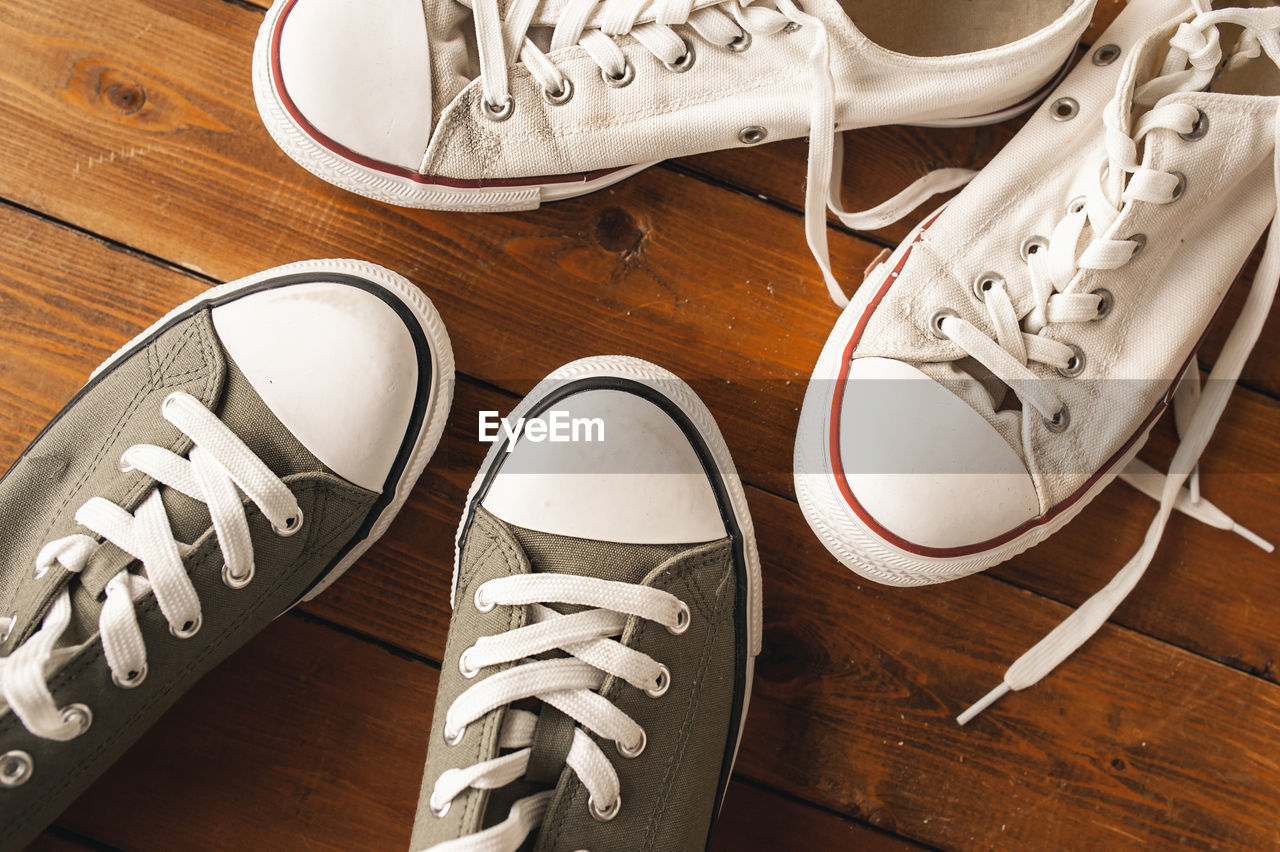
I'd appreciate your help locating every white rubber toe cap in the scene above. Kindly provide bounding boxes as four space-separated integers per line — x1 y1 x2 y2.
275 0 433 171
211 280 419 493
838 357 1039 550
482 388 727 544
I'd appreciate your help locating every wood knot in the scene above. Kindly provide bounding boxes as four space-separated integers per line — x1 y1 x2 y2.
58 59 230 133
103 77 147 115
594 206 646 258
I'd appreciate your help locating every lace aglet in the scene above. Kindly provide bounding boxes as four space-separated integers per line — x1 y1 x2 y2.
956 682 1011 726
1232 522 1275 553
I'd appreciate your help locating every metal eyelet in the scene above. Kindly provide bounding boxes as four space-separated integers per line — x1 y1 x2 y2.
443 725 465 746
645 664 671 698
481 95 515 122
112 663 148 689
0 613 14 643
0 751 33 789
1057 345 1086 378
928 308 958 339
617 729 647 758
473 584 495 613
61 703 93 736
1092 43 1121 66
1043 405 1071 434
668 601 691 635
738 126 768 145
602 61 635 88
429 793 451 818
783 4 804 34
589 795 622 822
663 42 696 73
1066 196 1087 215
728 31 751 52
169 615 202 639
1050 97 1079 121
1128 234 1147 260
1170 171 1187 201
1020 235 1048 261
972 272 1004 302
1179 108 1209 141
1091 288 1114 320
118 451 135 474
543 78 574 106
160 392 184 415
222 562 255 590
458 649 480 679
273 510 304 537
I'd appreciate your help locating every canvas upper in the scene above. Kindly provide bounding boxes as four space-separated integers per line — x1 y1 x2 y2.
411 357 760 852
0 260 453 848
253 0 1095 202
795 0 1280 722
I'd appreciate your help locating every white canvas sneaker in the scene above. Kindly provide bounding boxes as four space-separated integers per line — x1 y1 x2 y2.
796 0 1280 722
252 0 1094 229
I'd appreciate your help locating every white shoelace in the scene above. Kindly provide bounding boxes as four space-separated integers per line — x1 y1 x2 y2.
0 391 301 740
424 572 690 852
467 0 959 293
469 0 793 117
951 5 1280 723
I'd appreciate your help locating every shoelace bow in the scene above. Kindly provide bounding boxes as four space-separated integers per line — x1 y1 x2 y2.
0 391 301 740
424 573 690 852
949 4 1280 723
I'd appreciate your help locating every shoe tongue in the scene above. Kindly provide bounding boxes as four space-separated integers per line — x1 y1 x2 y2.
65 355 327 642
506 523 689 587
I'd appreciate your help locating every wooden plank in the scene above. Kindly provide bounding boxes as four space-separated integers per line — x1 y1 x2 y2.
5 0 1276 467
712 783 928 852
5 203 1280 849
22 834 99 852
48 613 913 852
3 198 1278 693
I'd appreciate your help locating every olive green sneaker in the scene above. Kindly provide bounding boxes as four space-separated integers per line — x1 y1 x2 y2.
0 259 453 848
411 356 762 852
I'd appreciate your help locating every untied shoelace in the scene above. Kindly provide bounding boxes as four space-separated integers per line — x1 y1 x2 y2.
945 4 1280 723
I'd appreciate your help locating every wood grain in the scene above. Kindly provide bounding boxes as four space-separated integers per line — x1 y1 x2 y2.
3 0 1280 849
4 199 1280 849
48 613 924 852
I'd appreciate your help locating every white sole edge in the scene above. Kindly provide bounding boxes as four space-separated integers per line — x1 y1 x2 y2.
89 258 455 605
793 249 1150 586
251 0 652 212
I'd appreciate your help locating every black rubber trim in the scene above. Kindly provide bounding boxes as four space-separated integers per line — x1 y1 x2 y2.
457 375 750 849
0 269 438 602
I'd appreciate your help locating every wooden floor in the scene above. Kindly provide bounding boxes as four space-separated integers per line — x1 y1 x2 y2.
3 0 1279 848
